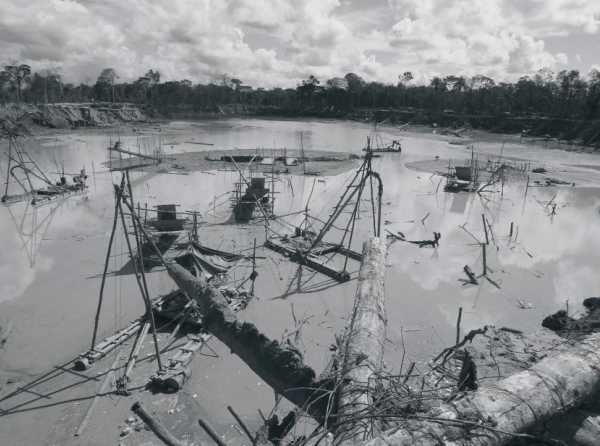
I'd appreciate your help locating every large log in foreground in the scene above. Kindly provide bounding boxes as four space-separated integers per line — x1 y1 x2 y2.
360 332 600 446
336 237 386 444
166 263 329 419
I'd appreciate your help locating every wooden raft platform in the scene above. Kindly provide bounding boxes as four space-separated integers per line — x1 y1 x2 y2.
265 237 362 282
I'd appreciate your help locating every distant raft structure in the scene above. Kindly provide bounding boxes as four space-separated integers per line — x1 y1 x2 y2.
444 145 480 193
371 139 402 153
265 138 383 283
107 139 164 171
224 153 275 224
1 132 88 206
363 136 402 153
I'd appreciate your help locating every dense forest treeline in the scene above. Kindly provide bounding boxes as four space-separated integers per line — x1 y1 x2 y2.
2 64 600 144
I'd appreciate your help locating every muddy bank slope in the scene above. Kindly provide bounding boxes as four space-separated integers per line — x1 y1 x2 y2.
0 102 148 131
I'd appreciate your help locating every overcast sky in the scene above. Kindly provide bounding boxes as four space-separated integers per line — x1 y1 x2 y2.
1 0 599 87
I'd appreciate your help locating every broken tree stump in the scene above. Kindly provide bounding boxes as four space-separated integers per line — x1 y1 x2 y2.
335 237 387 445
166 263 328 420
359 332 600 446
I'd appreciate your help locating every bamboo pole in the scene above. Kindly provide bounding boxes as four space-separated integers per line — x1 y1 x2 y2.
75 352 121 437
91 181 122 349
250 238 257 296
455 307 463 345
124 171 162 371
116 190 163 371
121 322 150 386
481 214 489 245
482 243 487 276
227 405 256 445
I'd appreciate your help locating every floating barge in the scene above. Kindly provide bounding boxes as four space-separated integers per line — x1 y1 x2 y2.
363 139 402 153
1 134 88 206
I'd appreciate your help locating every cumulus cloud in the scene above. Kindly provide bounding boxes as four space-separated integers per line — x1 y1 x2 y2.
386 0 595 80
0 0 598 86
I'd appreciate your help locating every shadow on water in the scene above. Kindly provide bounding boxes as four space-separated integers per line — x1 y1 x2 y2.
270 263 358 300
4 119 600 443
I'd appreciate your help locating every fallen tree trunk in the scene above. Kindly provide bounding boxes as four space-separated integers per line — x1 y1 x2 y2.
335 238 386 444
166 263 328 419
574 415 600 446
360 332 600 446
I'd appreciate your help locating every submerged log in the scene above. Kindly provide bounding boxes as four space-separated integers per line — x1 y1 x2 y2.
132 401 185 446
166 263 328 419
360 332 600 446
336 237 386 444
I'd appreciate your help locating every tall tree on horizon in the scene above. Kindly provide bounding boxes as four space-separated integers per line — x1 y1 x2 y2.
0 64 31 103
95 68 119 102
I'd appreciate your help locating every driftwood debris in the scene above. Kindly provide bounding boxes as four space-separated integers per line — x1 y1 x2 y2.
166 263 328 419
359 331 600 446
132 401 185 446
463 265 478 284
386 230 441 248
335 238 387 444
543 296 600 334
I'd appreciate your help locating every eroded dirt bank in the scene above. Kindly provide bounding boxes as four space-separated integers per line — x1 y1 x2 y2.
0 102 148 131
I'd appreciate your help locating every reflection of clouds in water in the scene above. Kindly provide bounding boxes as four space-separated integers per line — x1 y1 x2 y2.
498 188 600 269
0 196 99 303
3 121 600 338
554 261 600 308
384 166 600 304
0 206 42 303
115 125 600 310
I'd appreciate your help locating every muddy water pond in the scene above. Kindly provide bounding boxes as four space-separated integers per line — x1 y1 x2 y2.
1 118 600 444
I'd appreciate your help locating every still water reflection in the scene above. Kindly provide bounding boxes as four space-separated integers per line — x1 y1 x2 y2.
1 118 600 375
